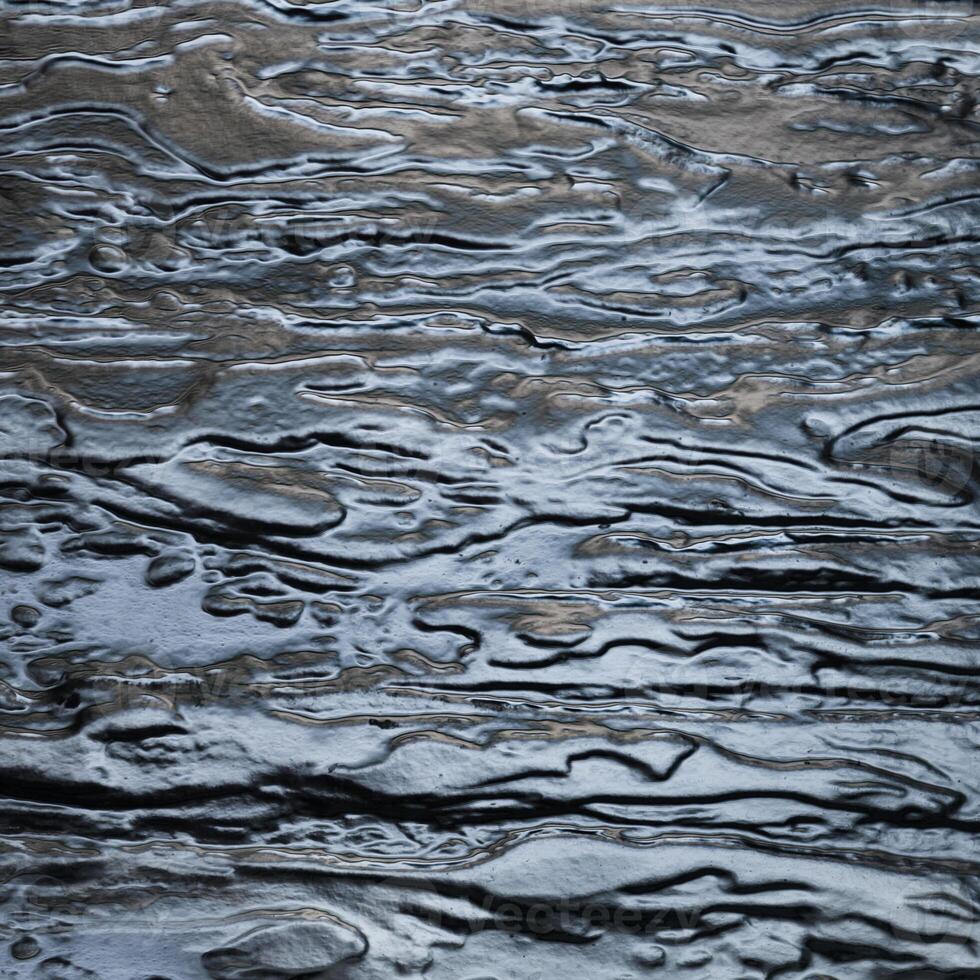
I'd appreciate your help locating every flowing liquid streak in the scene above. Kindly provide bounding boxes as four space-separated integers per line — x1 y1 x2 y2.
0 1 978 977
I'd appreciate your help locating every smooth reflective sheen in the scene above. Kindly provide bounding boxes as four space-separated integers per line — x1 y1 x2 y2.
0 1 978 977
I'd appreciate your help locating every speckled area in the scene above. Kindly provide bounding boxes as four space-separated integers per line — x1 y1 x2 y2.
0 2 978 977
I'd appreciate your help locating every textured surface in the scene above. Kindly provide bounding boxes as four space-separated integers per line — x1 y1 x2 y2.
1 1 979 977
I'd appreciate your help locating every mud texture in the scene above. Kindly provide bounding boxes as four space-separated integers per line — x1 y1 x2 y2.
0 2 979 977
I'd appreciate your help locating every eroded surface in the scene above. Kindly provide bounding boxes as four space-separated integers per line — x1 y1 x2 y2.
0 1 979 977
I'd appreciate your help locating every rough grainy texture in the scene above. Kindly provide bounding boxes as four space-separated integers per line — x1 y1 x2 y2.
0 1 978 977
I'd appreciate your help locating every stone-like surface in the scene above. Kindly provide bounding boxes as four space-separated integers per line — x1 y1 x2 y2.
0 2 978 977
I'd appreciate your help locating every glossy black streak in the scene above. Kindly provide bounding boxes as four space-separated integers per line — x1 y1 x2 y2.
0 1 978 977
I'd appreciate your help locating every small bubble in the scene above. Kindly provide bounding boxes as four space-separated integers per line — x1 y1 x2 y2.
329 264 357 288
89 244 127 274
11 604 40 629
152 290 181 311
10 935 40 960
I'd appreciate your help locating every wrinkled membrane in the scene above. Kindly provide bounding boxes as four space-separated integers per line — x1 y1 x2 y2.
0 2 978 977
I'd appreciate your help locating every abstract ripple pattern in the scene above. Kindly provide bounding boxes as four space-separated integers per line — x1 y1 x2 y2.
1 1 979 977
